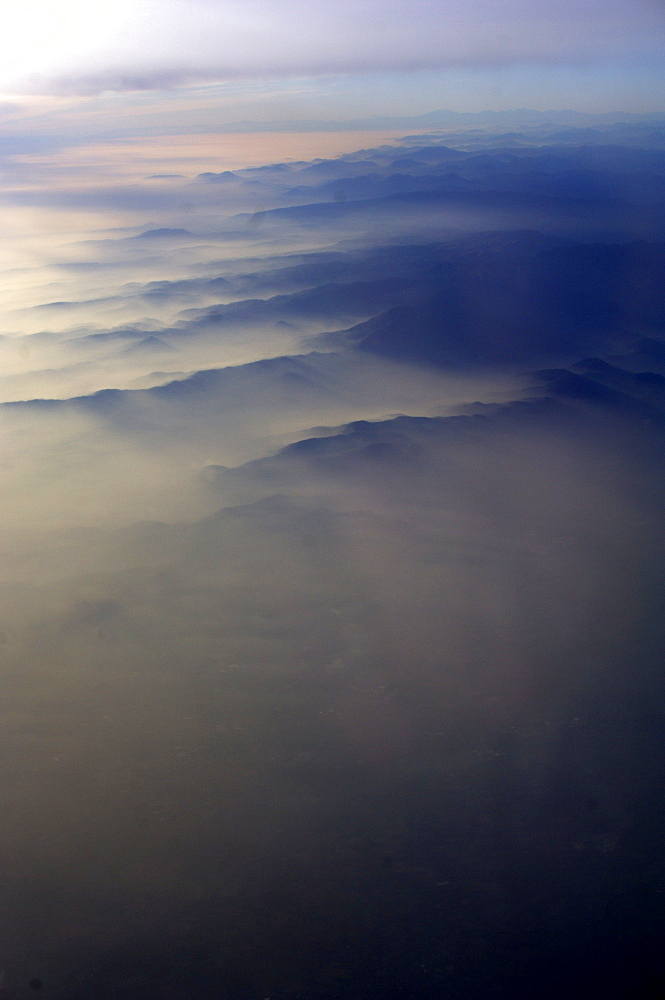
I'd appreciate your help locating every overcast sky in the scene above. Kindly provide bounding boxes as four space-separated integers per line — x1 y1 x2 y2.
1 0 663 113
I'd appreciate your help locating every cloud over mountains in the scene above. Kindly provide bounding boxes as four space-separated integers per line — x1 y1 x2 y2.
1 115 665 998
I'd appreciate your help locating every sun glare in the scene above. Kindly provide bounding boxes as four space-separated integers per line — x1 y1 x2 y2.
0 1 133 92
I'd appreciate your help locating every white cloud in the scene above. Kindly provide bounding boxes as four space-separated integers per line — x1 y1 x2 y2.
2 0 663 95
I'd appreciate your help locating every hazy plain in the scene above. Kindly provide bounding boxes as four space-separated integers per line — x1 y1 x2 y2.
1 115 664 999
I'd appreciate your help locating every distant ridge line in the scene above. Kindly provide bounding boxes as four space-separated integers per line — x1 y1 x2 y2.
205 108 665 134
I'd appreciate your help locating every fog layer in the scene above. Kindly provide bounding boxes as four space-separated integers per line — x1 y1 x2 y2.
1 118 664 999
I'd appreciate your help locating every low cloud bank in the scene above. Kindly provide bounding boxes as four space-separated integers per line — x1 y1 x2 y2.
0 121 664 998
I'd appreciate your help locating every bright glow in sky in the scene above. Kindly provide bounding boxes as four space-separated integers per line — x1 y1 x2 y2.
0 2 133 91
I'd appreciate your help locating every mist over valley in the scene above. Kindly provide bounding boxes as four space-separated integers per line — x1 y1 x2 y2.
1 108 664 999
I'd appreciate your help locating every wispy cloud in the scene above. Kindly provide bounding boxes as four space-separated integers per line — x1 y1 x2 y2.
3 0 663 95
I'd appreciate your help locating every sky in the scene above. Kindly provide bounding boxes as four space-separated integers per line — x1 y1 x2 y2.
0 0 663 119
